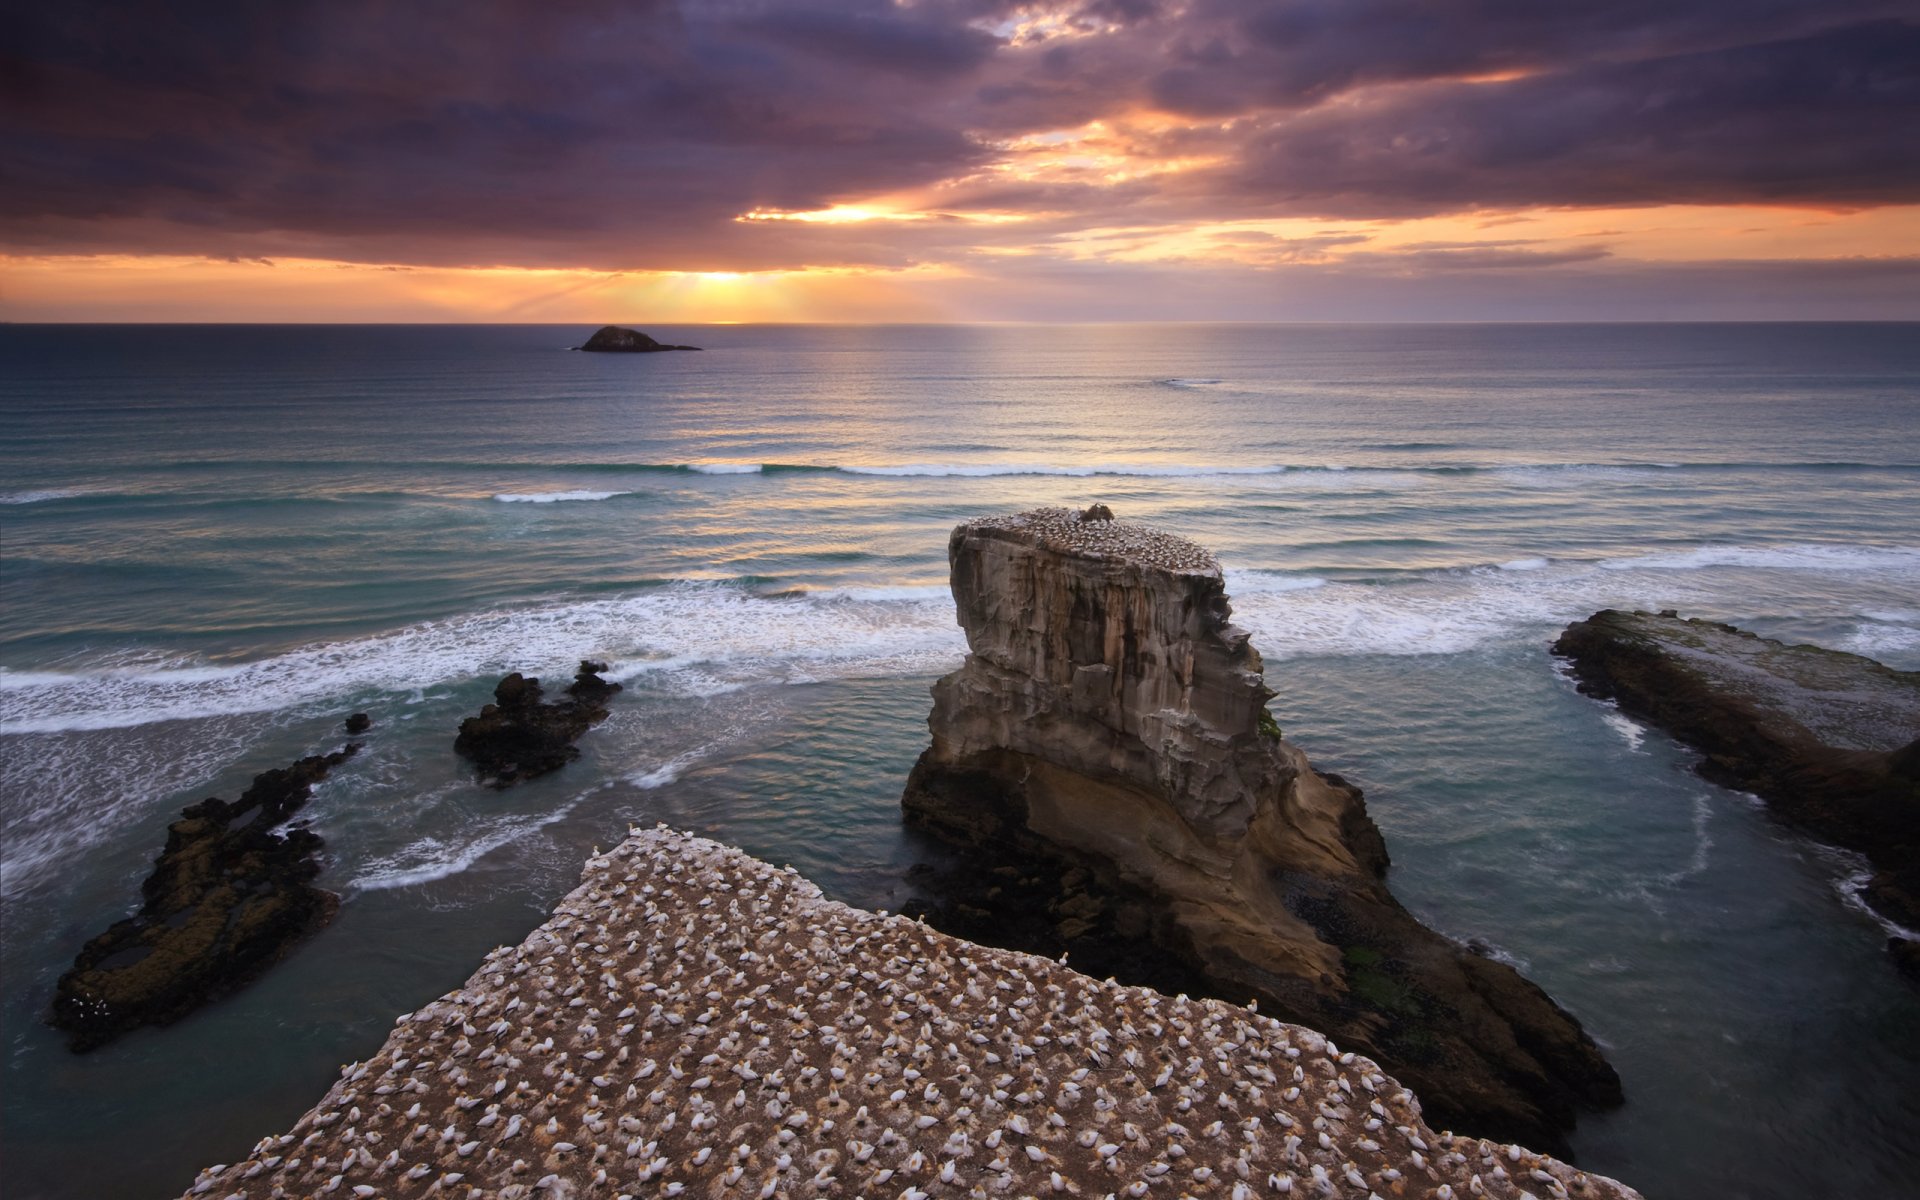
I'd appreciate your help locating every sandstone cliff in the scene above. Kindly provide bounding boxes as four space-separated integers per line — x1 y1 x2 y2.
902 508 1622 1155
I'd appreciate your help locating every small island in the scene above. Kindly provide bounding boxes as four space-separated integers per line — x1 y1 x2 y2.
572 325 701 352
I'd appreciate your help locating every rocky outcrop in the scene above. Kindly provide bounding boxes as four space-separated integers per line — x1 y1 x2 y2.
180 826 1644 1200
901 508 1622 1156
453 660 622 786
573 325 701 352
1554 609 1920 978
50 746 359 1052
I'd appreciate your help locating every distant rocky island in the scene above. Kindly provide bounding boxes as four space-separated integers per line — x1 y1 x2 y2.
1555 609 1920 980
901 506 1622 1155
573 325 701 352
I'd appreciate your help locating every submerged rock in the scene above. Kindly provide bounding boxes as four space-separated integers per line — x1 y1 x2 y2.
1554 609 1920 979
901 508 1622 1155
573 324 701 352
179 825 1644 1200
343 712 371 734
50 746 359 1052
453 660 621 786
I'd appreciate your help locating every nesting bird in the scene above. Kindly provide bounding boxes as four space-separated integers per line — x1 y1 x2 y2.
179 826 1638 1200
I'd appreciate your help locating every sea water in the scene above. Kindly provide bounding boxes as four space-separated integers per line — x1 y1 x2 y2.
2 323 1916 1199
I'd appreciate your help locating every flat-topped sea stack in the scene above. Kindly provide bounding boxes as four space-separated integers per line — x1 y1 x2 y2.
181 827 1641 1200
574 325 701 352
901 508 1622 1156
1554 609 1920 978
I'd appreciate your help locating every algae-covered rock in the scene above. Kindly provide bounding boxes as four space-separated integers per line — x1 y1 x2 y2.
50 746 359 1051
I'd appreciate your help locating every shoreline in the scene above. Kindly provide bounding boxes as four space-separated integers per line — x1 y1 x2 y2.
182 825 1639 1199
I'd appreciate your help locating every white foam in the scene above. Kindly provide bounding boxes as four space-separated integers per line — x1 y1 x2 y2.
0 718 268 899
686 463 764 474
1601 544 1920 573
1601 711 1648 752
837 462 1285 478
493 490 631 503
0 488 87 505
1661 792 1715 885
1222 570 1328 596
807 584 954 603
1497 557 1550 572
350 792 591 891
0 584 966 734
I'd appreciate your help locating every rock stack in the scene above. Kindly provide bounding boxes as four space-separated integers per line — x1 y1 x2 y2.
903 508 1622 1154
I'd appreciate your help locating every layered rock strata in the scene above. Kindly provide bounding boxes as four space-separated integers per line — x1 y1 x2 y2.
181 826 1641 1200
52 745 359 1052
1554 609 1920 978
902 509 1621 1155
454 661 622 787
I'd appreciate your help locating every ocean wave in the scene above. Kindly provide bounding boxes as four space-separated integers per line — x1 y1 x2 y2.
1158 378 1226 388
836 462 1288 478
1601 710 1649 752
1221 570 1328 595
0 488 89 505
493 489 633 503
4 537 1913 734
686 462 764 474
350 790 593 891
1600 544 1920 573
0 584 969 735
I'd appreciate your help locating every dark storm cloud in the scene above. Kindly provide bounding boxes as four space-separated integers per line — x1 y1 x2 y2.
1213 19 1920 217
1 0 1915 270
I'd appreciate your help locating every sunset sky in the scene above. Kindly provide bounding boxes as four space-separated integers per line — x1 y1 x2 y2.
5 0 1917 322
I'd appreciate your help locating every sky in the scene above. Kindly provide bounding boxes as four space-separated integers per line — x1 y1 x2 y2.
4 0 1917 322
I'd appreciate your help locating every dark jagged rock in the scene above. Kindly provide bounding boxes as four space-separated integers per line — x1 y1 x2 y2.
1554 609 1920 979
901 508 1622 1157
1078 502 1115 522
343 712 371 734
49 746 359 1052
573 325 701 353
453 660 622 787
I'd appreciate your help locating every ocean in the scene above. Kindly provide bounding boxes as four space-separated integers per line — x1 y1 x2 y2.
2 322 1917 1199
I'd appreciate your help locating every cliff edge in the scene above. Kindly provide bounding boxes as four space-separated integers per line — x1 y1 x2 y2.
903 508 1622 1155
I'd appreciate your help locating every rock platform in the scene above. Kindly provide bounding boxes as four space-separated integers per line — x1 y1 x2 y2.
1554 609 1920 978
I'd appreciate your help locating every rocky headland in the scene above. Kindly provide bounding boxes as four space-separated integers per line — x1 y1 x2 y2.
900 508 1622 1156
454 661 622 787
574 325 701 352
1554 609 1920 978
51 745 360 1052
181 826 1641 1200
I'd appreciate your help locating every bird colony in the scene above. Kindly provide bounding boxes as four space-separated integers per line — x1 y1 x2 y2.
183 827 1639 1200
970 509 1220 575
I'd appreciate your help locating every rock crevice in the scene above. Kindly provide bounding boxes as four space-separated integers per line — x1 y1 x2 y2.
903 508 1621 1154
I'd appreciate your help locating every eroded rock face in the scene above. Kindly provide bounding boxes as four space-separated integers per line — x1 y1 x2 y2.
574 325 701 352
903 508 1622 1154
50 746 358 1052
454 661 622 787
1555 609 1920 979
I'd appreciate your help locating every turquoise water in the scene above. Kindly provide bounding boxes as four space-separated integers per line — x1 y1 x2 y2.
2 323 1917 1199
